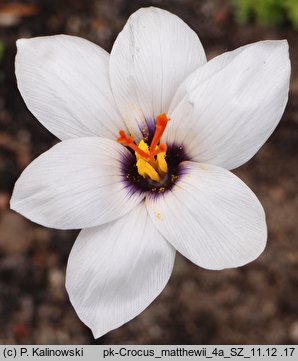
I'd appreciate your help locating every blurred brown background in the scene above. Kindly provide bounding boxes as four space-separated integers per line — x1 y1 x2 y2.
0 0 297 344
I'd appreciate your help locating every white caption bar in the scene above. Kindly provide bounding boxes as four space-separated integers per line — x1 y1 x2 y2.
0 345 296 360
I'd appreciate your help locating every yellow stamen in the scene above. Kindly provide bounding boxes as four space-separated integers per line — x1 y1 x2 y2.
117 113 170 182
157 151 168 175
136 158 160 182
135 140 150 161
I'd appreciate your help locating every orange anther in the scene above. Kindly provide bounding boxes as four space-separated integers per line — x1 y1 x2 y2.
117 114 170 162
117 130 134 145
153 143 167 156
117 130 150 160
149 113 170 157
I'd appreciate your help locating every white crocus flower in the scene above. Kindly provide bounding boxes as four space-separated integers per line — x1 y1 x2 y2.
11 7 290 338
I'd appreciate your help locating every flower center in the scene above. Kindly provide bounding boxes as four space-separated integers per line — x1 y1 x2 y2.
117 113 170 182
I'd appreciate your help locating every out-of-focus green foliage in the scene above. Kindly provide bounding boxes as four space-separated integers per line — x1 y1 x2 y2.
284 0 298 29
230 0 298 29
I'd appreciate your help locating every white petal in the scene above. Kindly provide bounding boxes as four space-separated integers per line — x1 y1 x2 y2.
10 138 143 229
110 7 206 141
146 161 267 270
16 35 127 140
166 40 290 170
66 204 175 338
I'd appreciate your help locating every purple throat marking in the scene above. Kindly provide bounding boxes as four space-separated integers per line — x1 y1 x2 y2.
120 143 189 197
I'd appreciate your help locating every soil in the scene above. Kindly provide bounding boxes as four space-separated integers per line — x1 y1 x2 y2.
0 0 297 344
